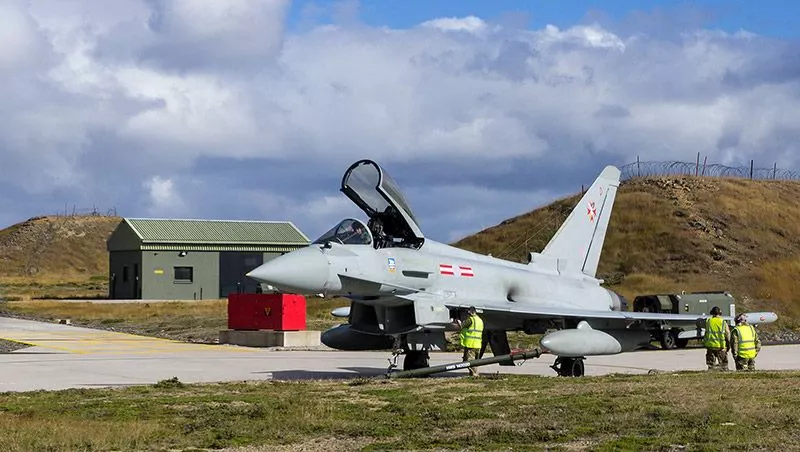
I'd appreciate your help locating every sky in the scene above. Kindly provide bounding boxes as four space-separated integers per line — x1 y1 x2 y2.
1 0 799 243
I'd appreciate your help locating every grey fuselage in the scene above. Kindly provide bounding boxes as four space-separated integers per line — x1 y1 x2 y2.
268 238 622 332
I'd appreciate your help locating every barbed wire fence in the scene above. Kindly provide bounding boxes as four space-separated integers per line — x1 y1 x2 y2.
51 205 118 218
620 156 800 181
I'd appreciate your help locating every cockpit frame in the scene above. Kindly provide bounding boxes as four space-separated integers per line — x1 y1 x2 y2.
339 159 425 250
313 218 373 246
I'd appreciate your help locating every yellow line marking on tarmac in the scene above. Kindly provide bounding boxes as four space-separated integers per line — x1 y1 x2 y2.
0 329 256 355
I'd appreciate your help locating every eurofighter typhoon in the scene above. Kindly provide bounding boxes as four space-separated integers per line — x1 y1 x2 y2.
247 160 777 376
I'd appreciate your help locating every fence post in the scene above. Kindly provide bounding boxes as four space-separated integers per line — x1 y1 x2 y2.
695 152 700 176
637 156 640 177
774 162 777 179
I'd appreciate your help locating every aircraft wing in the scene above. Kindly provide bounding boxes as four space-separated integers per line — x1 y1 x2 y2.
454 304 700 321
443 302 777 325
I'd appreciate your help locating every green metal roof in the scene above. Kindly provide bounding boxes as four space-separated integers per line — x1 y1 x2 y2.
124 218 310 245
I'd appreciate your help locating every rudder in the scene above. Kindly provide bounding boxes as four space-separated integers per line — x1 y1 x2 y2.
541 166 620 277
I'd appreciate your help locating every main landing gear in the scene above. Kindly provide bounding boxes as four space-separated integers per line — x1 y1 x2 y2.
403 350 430 371
551 356 585 377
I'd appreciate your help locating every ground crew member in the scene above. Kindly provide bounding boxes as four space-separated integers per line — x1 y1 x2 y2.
731 314 761 371
457 306 484 376
704 306 730 371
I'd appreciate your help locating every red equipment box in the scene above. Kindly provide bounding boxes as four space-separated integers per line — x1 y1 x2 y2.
227 293 307 331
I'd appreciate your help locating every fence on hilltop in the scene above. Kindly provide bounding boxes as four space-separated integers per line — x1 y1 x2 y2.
620 158 800 181
52 205 118 218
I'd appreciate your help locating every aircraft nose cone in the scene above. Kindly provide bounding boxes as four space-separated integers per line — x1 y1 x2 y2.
246 246 328 294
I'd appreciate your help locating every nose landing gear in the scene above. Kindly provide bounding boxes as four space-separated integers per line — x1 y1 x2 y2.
402 350 430 371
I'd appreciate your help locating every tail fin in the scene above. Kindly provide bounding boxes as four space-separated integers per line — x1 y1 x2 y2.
541 166 620 278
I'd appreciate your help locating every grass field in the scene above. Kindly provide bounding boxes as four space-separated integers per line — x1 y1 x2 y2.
0 275 108 301
1 371 798 451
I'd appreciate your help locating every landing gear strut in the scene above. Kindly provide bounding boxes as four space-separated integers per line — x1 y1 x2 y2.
402 350 430 371
551 357 585 377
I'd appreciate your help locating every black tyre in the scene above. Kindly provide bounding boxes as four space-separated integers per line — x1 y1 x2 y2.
554 357 585 377
402 351 430 371
660 330 677 350
569 358 585 377
676 338 690 349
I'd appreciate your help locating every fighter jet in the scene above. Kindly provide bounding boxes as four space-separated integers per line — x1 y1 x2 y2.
247 159 777 376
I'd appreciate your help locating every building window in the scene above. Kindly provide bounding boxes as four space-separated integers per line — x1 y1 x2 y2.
174 266 193 283
122 266 129 282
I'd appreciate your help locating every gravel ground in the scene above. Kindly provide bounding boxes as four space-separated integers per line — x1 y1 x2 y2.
0 338 31 353
760 329 800 345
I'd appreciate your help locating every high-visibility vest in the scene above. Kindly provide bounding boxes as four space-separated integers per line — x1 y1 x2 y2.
460 314 484 349
734 324 757 359
704 317 726 349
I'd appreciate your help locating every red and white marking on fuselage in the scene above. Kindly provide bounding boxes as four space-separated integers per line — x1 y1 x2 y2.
439 264 455 276
440 264 474 277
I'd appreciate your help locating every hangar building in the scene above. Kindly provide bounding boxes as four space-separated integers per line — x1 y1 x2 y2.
106 218 309 300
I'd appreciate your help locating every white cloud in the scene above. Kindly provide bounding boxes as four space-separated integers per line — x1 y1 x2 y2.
0 1 47 70
539 24 626 50
1 2 799 242
421 16 488 33
141 0 290 70
144 176 186 216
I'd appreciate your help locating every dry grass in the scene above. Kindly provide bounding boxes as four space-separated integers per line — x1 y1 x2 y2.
0 275 107 301
754 259 800 327
0 215 119 278
1 372 799 450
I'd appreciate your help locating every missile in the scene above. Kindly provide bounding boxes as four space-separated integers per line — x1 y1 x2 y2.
331 306 351 318
742 311 778 324
540 321 651 357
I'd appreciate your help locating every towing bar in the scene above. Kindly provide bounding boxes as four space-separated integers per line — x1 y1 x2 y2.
386 348 543 379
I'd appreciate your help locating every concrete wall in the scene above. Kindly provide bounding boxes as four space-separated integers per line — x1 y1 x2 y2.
141 251 220 300
109 251 142 299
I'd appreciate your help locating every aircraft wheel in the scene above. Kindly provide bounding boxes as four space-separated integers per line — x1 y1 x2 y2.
660 330 677 350
567 358 585 377
552 357 585 377
403 350 430 371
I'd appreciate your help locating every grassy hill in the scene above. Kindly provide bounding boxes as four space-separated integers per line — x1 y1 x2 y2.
455 176 800 327
0 215 120 299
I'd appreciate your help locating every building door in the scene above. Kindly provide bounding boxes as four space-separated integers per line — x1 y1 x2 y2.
133 263 140 299
110 272 116 299
219 252 264 297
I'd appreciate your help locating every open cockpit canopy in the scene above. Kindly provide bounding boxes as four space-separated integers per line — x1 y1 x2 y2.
340 160 424 249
